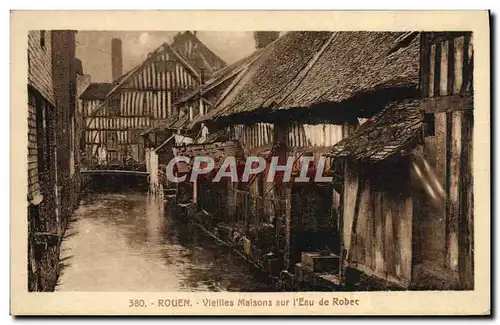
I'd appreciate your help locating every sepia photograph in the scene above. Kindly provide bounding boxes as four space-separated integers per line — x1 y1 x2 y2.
11 10 490 315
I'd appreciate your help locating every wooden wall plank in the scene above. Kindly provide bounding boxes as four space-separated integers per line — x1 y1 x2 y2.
429 44 436 97
440 40 449 96
447 39 455 96
167 91 172 116
447 111 462 271
453 37 465 94
152 62 157 89
343 162 359 262
401 197 413 284
358 179 372 267
374 190 384 273
459 107 474 289
383 194 394 276
28 31 54 104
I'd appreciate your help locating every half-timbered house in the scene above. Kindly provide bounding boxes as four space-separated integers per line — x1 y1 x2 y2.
81 32 226 165
171 31 421 279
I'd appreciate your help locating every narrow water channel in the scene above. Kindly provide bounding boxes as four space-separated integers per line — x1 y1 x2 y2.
55 192 277 292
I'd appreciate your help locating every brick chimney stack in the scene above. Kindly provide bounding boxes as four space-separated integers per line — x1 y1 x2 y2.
253 31 280 49
111 38 123 81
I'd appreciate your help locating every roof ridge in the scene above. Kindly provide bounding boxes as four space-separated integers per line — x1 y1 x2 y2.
181 37 282 124
103 41 201 99
179 31 227 67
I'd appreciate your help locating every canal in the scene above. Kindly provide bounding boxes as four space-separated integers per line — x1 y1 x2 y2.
55 191 277 292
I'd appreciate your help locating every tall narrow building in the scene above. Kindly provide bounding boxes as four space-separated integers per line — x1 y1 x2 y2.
111 38 123 81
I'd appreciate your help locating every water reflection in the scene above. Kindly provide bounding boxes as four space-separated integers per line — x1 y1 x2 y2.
56 192 276 292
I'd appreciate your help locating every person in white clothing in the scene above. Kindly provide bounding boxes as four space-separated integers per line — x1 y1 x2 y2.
97 144 108 165
198 123 209 143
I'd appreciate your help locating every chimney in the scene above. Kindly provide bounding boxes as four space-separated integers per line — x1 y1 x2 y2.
253 31 280 49
111 38 123 81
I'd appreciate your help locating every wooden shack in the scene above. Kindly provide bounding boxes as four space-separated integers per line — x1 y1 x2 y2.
330 32 474 290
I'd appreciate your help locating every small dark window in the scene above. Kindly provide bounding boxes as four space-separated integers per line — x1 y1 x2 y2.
172 105 180 117
143 95 149 115
107 131 118 151
192 103 200 118
40 30 46 49
424 113 435 137
109 97 121 116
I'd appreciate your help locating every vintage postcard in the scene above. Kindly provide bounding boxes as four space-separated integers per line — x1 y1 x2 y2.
10 10 490 316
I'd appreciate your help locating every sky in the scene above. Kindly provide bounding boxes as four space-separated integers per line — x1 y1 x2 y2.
76 31 257 83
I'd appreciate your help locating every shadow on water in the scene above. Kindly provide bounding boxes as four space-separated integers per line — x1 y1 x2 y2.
84 174 149 194
160 203 277 292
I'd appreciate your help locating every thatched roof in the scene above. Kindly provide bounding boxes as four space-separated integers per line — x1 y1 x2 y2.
190 31 420 127
157 113 190 131
138 113 190 136
329 99 423 162
218 31 333 116
175 48 264 106
79 83 113 100
187 32 331 126
277 32 420 110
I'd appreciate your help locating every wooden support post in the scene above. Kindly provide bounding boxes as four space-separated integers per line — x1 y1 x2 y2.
446 111 461 272
337 161 345 279
243 192 249 235
284 185 293 270
227 181 237 224
192 180 197 204
459 108 474 289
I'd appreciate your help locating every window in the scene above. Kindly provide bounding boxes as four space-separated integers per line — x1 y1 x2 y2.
424 113 435 137
192 102 200 118
109 97 121 116
172 88 185 105
142 95 149 116
107 131 118 151
40 30 46 49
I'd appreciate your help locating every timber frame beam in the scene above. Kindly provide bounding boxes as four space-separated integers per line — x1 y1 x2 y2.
421 93 473 114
